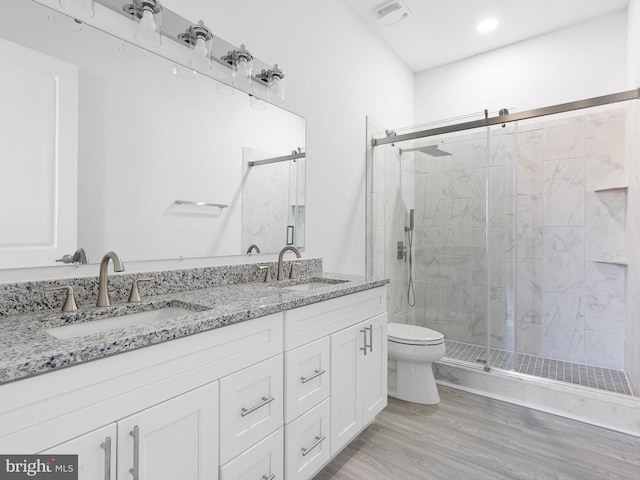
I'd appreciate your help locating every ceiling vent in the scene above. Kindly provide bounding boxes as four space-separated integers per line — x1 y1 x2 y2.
372 0 411 27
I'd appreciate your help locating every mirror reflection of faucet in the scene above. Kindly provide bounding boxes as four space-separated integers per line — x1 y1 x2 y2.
56 248 88 265
246 244 261 255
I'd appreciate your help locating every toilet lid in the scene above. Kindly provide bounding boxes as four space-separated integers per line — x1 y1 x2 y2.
388 323 444 345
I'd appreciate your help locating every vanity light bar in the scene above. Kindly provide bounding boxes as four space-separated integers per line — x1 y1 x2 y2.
93 0 279 83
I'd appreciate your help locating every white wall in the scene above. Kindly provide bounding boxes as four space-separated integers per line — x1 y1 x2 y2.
414 12 628 124
629 0 640 88
162 0 415 275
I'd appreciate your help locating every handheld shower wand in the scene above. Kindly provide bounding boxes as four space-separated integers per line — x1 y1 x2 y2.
405 208 416 307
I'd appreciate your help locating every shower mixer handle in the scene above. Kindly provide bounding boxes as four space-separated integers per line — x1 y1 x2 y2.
397 241 407 261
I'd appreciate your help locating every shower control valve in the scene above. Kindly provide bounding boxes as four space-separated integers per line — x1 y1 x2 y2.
397 241 407 261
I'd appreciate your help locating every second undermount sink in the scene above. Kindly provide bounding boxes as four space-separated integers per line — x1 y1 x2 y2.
46 306 195 340
281 278 349 292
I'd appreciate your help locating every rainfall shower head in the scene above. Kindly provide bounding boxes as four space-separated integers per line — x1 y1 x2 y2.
399 145 452 157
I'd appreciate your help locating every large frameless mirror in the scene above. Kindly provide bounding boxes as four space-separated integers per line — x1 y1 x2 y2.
0 0 306 270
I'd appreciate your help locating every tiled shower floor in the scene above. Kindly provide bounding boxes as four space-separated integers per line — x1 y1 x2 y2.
444 339 634 396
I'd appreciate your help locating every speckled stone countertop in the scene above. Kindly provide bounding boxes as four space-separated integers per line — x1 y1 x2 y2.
0 273 388 384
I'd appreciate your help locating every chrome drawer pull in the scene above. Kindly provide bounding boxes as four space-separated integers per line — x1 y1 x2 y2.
360 328 368 355
100 436 111 480
301 435 326 457
129 426 140 480
240 396 275 417
301 369 326 384
367 324 374 353
262 475 276 480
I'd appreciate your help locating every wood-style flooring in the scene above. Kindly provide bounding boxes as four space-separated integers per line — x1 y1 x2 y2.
313 386 640 480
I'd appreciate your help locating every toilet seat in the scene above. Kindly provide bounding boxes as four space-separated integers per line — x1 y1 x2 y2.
388 323 444 346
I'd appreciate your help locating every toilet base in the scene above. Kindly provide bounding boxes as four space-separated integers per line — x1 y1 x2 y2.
389 360 440 405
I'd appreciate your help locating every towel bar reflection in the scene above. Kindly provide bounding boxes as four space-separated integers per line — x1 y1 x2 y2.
174 200 228 209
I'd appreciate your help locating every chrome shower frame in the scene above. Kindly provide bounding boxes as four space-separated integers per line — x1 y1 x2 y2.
372 88 640 148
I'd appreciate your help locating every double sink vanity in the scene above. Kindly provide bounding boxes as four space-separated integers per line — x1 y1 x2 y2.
0 258 389 480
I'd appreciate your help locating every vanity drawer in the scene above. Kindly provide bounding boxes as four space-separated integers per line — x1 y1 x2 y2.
219 354 284 464
219 428 283 480
284 287 387 350
285 398 331 480
284 337 330 423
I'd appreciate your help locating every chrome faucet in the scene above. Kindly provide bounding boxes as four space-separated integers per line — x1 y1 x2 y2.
277 246 301 281
97 251 125 307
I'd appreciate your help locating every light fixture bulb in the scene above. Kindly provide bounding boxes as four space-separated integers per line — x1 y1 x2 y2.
134 7 161 48
477 18 498 33
189 37 212 71
139 8 156 33
269 76 284 103
235 58 252 89
194 37 207 58
271 77 281 95
237 58 249 79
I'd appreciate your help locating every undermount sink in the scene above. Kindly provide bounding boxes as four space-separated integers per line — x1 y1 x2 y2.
281 278 349 292
46 306 195 340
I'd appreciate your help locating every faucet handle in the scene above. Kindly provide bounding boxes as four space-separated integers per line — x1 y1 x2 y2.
44 285 78 313
258 265 272 283
290 262 301 280
128 277 154 303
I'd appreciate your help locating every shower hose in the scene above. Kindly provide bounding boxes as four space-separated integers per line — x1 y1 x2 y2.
407 227 416 307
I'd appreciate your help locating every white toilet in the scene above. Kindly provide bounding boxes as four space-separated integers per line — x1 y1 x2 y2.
387 323 446 404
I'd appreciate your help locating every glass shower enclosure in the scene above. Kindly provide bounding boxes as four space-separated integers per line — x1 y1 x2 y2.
367 90 639 396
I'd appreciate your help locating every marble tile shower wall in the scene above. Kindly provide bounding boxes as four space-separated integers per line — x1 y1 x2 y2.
517 108 628 370
625 101 640 393
408 106 630 371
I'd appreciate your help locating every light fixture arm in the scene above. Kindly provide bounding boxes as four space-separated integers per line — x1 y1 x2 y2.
123 0 162 19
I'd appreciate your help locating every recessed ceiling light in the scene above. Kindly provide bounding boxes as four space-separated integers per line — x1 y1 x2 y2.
477 18 499 34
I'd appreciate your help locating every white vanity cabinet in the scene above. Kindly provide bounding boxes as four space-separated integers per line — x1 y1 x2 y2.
1 312 283 478
41 424 117 480
283 286 388 479
40 381 219 480
116 382 219 480
219 355 284 464
1 286 388 480
330 313 387 455
219 428 284 480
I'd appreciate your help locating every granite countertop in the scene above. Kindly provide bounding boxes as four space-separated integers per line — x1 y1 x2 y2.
0 273 388 384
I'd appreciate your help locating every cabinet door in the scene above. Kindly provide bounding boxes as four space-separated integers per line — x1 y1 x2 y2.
41 424 116 480
219 355 284 464
330 323 365 455
363 313 388 425
285 398 330 480
285 337 330 423
117 381 219 480
219 428 283 480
